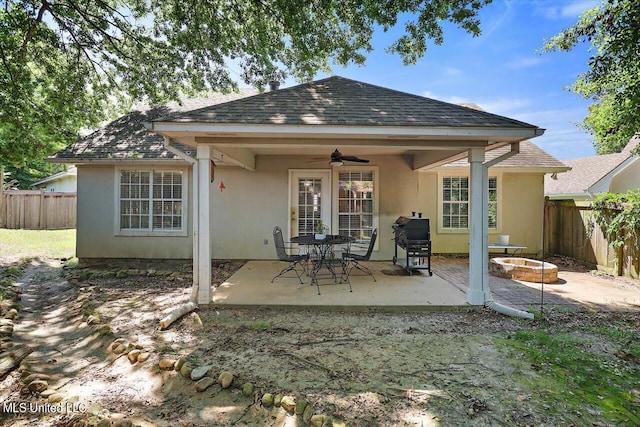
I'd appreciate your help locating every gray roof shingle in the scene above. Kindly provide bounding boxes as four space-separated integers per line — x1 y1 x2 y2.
156 76 539 129
545 134 640 196
442 141 568 169
50 92 257 162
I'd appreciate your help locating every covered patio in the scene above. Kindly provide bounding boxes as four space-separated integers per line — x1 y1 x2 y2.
210 257 598 312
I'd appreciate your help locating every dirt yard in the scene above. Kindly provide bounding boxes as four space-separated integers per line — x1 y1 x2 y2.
1 258 639 426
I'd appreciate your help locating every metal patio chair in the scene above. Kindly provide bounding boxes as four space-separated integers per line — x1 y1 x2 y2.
271 226 310 284
341 228 378 283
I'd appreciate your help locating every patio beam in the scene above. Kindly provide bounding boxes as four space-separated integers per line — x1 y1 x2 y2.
196 144 212 305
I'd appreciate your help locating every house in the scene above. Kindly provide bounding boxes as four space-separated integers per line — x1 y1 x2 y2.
50 76 568 306
544 134 639 278
545 134 640 200
30 166 77 193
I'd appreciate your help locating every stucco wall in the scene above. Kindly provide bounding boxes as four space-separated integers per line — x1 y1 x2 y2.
209 155 419 260
77 157 545 260
44 176 77 193
76 164 193 259
610 159 640 193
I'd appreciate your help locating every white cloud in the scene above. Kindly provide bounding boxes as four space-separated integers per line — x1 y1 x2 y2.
422 91 532 116
537 0 599 20
506 56 545 69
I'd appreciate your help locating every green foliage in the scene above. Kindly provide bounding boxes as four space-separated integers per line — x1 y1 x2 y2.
590 190 640 249
543 0 640 154
506 328 640 425
1 0 490 169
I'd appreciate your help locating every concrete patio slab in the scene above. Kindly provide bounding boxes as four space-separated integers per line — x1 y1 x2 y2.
211 260 469 311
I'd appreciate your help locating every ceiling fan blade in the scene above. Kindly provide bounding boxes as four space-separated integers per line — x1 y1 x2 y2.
341 156 370 163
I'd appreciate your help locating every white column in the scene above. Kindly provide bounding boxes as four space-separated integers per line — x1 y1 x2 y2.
196 144 212 305
468 148 486 305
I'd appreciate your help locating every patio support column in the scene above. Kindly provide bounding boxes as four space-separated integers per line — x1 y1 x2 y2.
468 148 486 305
196 144 212 305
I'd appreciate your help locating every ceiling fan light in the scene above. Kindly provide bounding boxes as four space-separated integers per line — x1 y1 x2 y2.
330 160 343 167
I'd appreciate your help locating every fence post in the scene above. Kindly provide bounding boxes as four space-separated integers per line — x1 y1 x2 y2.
0 165 4 228
39 189 46 230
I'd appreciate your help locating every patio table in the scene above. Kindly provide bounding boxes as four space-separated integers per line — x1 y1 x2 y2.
488 243 527 255
291 234 354 294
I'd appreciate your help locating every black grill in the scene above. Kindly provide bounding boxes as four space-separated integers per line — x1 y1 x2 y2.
392 214 433 275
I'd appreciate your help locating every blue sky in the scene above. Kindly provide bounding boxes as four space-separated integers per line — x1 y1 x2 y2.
305 0 600 161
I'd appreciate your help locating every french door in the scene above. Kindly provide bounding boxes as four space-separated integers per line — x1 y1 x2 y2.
289 170 331 239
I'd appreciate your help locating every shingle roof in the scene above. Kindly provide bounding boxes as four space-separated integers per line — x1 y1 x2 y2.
442 141 568 169
50 92 257 162
544 135 640 196
157 76 539 129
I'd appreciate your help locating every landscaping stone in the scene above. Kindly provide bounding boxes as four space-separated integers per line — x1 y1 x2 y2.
295 398 308 415
137 352 150 363
23 373 51 383
6 308 18 319
310 414 326 427
190 365 211 381
303 405 313 424
180 362 193 378
113 344 126 354
128 349 141 363
40 389 57 398
158 358 176 369
262 393 274 408
274 393 283 407
242 382 254 397
195 377 215 392
28 380 48 392
1 341 13 350
218 371 233 389
281 396 295 413
48 393 64 404
96 419 111 427
86 315 100 325
175 357 187 371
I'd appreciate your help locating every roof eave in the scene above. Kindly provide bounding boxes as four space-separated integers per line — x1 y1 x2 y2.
150 122 543 142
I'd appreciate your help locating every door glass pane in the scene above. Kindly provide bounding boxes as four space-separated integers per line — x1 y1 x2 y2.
298 178 323 234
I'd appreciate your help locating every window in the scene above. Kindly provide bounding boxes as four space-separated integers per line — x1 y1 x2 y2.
442 176 498 229
442 177 469 229
119 170 184 232
338 170 375 243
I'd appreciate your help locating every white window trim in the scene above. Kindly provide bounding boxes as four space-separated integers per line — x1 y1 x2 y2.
436 171 502 234
114 166 188 237
332 165 380 252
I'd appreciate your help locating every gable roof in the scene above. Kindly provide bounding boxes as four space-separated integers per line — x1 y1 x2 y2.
441 141 568 170
157 76 539 130
49 91 257 163
545 134 640 198
30 166 77 187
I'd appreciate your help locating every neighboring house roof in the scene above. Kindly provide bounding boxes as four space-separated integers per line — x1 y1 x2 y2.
30 167 77 187
158 76 539 130
545 134 640 199
49 91 258 163
441 141 568 171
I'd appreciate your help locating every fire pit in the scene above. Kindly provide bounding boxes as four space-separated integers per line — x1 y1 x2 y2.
490 258 558 283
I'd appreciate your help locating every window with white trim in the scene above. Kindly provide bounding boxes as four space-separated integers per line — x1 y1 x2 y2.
119 170 184 231
338 170 375 243
442 176 497 229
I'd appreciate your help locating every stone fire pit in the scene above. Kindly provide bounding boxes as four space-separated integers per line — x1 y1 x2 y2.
490 257 558 283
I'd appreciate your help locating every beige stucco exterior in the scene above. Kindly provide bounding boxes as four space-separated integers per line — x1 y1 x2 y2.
76 155 545 260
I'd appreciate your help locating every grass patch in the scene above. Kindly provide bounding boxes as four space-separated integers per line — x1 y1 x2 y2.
0 229 75 260
502 327 640 425
246 320 271 331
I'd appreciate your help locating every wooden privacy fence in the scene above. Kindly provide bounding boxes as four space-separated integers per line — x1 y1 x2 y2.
545 200 639 278
0 190 76 230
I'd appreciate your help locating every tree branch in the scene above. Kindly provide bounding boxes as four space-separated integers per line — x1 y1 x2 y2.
19 0 50 55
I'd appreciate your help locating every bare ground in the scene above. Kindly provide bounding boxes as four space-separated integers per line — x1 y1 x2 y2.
1 258 639 426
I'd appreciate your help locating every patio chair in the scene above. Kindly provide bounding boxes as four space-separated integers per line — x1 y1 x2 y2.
342 228 378 283
271 226 310 284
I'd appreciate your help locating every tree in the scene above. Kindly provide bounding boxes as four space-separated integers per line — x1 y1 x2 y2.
543 0 640 154
1 0 491 186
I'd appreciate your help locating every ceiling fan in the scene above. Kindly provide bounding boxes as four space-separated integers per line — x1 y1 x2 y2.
309 149 370 166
